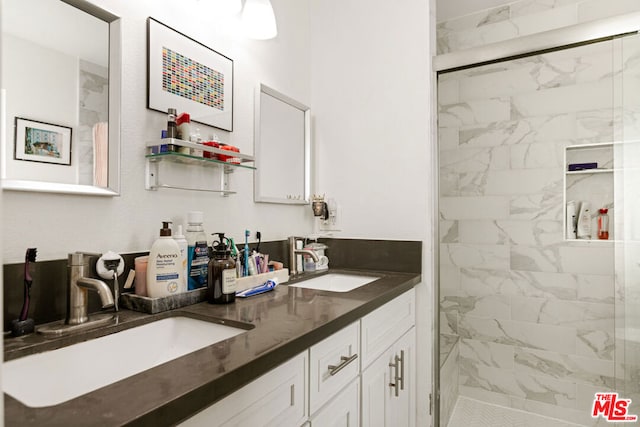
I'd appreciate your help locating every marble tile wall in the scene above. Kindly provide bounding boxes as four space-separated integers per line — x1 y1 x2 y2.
440 333 459 426
438 39 625 425
437 0 640 55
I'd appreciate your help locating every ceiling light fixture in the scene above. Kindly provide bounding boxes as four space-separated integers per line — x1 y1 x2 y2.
240 0 278 40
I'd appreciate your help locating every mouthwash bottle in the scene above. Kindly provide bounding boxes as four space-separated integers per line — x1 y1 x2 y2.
185 211 209 290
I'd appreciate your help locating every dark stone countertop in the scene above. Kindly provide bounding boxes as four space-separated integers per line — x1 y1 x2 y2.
4 269 420 427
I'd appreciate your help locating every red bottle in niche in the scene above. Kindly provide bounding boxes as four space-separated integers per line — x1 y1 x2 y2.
597 208 609 240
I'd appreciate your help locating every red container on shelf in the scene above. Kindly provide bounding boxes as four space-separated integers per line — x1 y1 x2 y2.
202 141 219 158
217 144 240 164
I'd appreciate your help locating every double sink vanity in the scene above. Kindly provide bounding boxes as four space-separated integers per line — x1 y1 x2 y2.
3 267 420 426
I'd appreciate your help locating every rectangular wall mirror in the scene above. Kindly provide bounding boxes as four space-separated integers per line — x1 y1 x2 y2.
0 0 121 196
254 84 310 204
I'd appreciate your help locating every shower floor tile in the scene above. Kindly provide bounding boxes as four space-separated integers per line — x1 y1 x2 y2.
448 397 585 427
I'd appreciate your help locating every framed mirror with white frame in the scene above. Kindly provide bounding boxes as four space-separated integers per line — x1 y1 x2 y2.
0 0 121 196
254 83 310 204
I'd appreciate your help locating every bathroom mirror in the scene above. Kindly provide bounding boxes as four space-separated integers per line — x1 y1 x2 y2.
254 84 310 204
0 0 121 196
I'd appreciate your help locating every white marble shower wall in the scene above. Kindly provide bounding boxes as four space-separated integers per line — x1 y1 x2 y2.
438 40 622 426
437 0 640 55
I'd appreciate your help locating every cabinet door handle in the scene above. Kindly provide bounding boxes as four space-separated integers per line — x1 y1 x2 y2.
389 354 400 397
328 353 358 376
399 350 405 391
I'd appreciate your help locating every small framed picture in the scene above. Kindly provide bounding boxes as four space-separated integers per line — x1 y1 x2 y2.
14 117 72 166
147 17 234 132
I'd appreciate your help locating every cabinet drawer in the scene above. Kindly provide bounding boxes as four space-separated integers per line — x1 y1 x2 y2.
310 378 359 427
179 352 307 427
360 289 415 369
309 321 359 414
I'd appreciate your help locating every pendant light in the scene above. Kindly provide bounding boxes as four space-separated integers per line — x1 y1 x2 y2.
241 0 278 40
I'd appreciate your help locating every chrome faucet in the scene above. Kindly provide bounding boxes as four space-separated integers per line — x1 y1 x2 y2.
288 236 319 275
67 252 115 325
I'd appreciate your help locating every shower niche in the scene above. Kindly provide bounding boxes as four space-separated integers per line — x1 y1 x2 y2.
564 142 615 241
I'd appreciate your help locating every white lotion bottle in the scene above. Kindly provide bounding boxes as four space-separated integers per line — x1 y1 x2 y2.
147 222 183 298
173 224 188 293
577 201 592 239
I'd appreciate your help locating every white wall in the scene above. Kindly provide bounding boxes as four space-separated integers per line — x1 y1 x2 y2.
2 0 313 263
2 34 79 184
309 0 434 424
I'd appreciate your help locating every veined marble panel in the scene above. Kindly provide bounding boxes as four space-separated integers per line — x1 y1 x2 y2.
510 0 581 19
498 220 563 246
437 5 510 32
439 220 459 244
439 170 459 197
510 141 567 169
441 310 458 335
458 220 509 244
441 243 510 270
512 80 614 118
576 329 615 360
459 384 513 406
438 127 459 151
458 65 541 101
511 245 562 273
515 347 615 388
460 338 514 369
485 169 562 195
460 268 578 300
576 274 614 303
576 383 615 412
437 78 459 106
440 146 510 173
439 19 519 54
458 315 577 354
440 196 510 220
578 0 640 23
454 294 512 320
511 297 614 331
440 263 461 295
558 246 614 275
510 193 564 220
513 371 577 408
459 114 576 148
459 362 577 408
575 109 616 140
439 98 511 127
511 4 578 39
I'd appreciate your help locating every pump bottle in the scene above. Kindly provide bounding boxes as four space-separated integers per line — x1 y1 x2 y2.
147 222 183 298
208 233 236 304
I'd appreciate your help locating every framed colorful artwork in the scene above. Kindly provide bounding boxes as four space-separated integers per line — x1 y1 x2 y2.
14 117 72 166
147 17 234 132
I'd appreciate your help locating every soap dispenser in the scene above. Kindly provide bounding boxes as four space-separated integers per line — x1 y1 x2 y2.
147 221 184 298
208 233 236 304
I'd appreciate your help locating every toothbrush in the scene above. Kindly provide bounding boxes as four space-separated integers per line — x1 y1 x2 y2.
244 230 250 277
19 248 37 322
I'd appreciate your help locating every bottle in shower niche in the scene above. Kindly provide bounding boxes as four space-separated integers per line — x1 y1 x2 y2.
208 233 236 304
577 202 592 239
597 208 609 240
186 211 209 290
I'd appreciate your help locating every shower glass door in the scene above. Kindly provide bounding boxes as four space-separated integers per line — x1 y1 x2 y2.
614 31 640 420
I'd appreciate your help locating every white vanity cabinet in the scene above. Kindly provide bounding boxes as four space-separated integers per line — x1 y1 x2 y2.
179 288 415 427
360 290 416 427
361 328 416 427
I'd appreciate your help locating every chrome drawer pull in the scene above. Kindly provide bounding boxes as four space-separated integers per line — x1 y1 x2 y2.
399 350 405 391
389 354 401 397
328 354 358 376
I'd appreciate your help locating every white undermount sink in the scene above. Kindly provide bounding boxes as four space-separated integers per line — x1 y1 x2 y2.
3 316 246 408
288 273 380 292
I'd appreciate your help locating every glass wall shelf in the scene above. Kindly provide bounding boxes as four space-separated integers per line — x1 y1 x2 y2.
145 139 255 195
